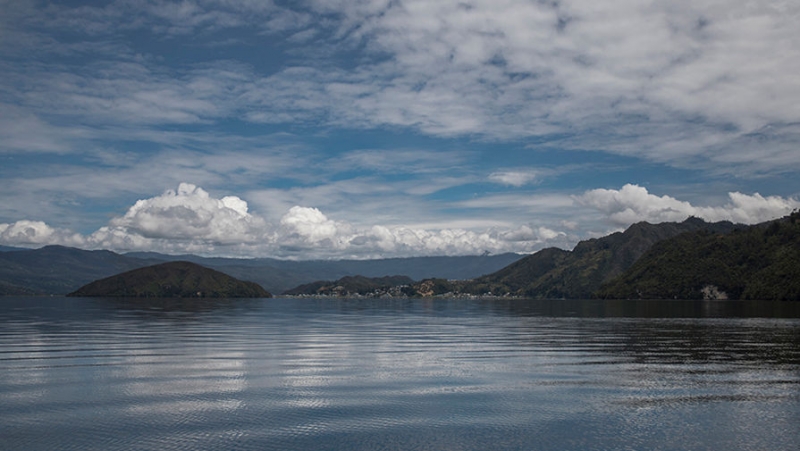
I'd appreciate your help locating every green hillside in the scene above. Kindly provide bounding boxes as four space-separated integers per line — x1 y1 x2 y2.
597 212 800 300
451 217 740 298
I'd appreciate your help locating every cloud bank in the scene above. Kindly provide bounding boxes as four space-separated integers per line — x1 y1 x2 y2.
2 183 797 259
576 184 800 226
0 183 566 258
2 0 799 174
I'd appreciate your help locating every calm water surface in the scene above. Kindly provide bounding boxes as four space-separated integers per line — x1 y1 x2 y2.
1 297 799 451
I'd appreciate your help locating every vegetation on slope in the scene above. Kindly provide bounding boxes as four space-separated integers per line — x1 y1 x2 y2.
597 212 800 300
68 261 271 298
441 217 740 298
283 275 414 296
0 245 158 295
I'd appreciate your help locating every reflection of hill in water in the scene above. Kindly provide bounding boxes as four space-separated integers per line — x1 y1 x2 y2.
484 298 800 319
481 299 800 367
97 297 264 320
0 297 264 335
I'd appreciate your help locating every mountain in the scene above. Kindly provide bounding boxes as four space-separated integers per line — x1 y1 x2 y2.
0 245 522 295
0 245 160 295
0 281 41 296
121 252 523 294
414 217 741 299
597 212 800 300
68 261 271 298
0 245 27 252
284 275 414 296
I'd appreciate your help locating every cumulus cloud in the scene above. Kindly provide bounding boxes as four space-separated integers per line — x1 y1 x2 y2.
278 206 352 250
0 220 84 247
3 183 797 258
576 184 800 226
105 183 268 244
0 183 571 258
273 205 568 257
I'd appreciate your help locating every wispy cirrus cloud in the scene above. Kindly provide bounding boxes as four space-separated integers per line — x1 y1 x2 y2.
489 170 540 187
4 0 799 173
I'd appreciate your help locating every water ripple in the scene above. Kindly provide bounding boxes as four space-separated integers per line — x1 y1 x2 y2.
1 297 799 451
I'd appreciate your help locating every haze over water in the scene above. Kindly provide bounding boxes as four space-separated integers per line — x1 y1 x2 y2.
1 297 799 451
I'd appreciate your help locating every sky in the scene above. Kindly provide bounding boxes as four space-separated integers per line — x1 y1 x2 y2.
1 0 799 259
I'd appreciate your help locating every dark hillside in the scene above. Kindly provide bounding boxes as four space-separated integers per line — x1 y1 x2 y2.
68 261 271 298
0 246 159 294
458 217 740 298
597 212 800 300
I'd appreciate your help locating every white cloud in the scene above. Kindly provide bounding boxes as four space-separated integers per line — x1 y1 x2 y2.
106 182 267 244
279 206 351 249
255 0 799 172
339 149 471 174
0 105 87 153
17 61 242 126
700 192 800 224
0 220 84 247
576 184 800 226
4 182 797 258
489 171 538 187
272 203 570 258
0 183 572 258
2 0 798 174
456 193 576 211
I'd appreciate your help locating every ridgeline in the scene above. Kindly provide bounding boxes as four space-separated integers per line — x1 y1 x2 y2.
394 214 799 301
443 217 741 299
6 214 800 301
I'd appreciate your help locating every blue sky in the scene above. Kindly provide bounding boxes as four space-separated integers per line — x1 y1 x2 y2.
1 0 799 259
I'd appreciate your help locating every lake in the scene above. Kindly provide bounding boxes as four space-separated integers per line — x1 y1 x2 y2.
1 297 799 451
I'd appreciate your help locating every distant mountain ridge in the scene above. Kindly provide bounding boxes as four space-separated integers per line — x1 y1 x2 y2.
0 246 522 295
0 245 26 252
7 215 794 300
0 246 161 295
68 261 271 298
119 251 522 295
278 217 746 299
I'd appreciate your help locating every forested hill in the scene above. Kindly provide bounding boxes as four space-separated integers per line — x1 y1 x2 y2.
451 217 741 299
596 212 800 300
68 261 271 298
0 246 159 295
